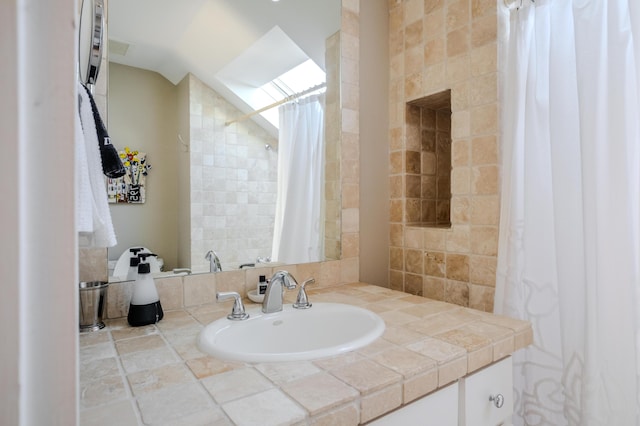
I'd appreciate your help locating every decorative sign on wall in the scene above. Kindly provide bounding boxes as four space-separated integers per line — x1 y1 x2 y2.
107 147 151 203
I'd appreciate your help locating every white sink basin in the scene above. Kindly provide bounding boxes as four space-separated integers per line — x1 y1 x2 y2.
198 303 385 363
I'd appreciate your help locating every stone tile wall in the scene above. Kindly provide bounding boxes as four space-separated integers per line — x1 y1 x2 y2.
388 0 499 312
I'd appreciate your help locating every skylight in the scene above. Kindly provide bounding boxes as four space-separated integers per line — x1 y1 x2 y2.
258 59 326 127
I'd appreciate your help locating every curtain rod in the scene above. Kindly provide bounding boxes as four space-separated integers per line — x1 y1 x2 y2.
225 82 326 127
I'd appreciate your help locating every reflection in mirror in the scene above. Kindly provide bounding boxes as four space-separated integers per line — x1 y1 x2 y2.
106 0 342 280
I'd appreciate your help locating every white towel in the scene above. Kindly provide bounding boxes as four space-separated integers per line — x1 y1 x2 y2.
76 82 117 247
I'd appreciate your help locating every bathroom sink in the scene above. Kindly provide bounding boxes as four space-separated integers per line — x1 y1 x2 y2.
198 303 385 363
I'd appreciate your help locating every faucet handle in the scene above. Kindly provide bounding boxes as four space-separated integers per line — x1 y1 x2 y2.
217 291 250 320
293 278 315 309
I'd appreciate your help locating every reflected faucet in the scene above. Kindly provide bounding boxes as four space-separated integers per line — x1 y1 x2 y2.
262 271 298 314
205 250 222 273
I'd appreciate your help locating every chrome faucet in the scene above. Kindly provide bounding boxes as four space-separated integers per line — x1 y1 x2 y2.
293 278 315 309
205 250 222 273
262 270 298 314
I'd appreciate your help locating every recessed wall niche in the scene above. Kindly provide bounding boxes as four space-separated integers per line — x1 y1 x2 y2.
405 89 452 228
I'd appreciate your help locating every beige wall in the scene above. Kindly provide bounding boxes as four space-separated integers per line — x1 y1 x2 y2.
176 76 191 270
388 0 499 312
359 0 391 287
107 63 180 270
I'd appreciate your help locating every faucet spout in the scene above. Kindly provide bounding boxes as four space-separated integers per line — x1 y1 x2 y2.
205 250 222 273
262 270 298 314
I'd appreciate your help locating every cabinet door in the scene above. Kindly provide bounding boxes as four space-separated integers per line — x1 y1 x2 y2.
368 382 458 426
459 356 513 426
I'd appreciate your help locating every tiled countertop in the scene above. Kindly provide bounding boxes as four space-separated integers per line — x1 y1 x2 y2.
80 283 532 425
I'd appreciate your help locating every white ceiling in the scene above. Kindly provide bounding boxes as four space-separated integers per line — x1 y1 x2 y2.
108 0 341 133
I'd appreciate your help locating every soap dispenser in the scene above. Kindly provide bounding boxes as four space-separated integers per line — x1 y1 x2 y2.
128 253 164 327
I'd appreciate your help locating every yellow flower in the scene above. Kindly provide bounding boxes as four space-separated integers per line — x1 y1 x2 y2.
124 147 131 153
119 152 126 159
124 161 130 167
132 156 139 163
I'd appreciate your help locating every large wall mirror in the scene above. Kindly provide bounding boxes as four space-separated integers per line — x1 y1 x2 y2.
106 0 343 280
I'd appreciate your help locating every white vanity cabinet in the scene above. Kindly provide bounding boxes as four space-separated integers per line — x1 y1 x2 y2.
459 356 513 426
367 356 513 426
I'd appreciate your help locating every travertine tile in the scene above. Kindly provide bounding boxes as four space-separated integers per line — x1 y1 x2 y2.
403 367 439 403
79 329 111 347
136 382 217 425
383 326 429 346
423 227 447 250
404 0 424 24
183 274 216 308
155 277 183 311
330 360 402 395
255 361 322 385
371 347 437 378
444 280 470 307
79 399 139 426
360 383 403 423
126 362 195 396
403 299 456 318
467 345 494 372
310 403 359 426
470 43 497 77
447 0 470 31
115 334 166 356
406 309 476 336
446 225 471 252
446 254 469 281
80 356 120 385
186 354 243 379
119 346 180 374
156 310 201 333
493 336 516 361
221 389 306 426
186 356 242 380
471 13 497 48
434 327 491 353
282 372 359 416
470 225 499 256
80 342 117 361
405 248 423 274
437 356 468 386
423 276 446 300
79 375 128 409
110 324 156 341
424 37 445 66
201 367 273 404
405 336 466 364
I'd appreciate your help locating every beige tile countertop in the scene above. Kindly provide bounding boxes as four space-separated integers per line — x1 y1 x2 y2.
80 283 532 426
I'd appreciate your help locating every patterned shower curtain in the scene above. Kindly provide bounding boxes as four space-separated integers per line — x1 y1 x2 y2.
496 1 640 424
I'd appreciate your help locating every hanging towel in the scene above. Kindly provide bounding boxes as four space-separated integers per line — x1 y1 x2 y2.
76 81 118 247
82 84 126 178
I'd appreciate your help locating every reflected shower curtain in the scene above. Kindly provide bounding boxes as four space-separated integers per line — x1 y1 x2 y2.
271 94 325 264
496 1 640 424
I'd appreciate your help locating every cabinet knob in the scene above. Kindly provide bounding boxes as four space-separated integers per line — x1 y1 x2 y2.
489 394 505 408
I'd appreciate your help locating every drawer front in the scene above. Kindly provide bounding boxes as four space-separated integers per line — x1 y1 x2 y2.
459 356 513 426
368 382 459 426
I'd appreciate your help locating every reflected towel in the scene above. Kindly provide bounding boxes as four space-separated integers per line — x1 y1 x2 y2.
83 84 126 178
76 82 117 247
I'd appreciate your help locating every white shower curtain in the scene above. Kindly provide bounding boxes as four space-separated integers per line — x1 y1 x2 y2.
271 94 325 264
496 1 640 424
